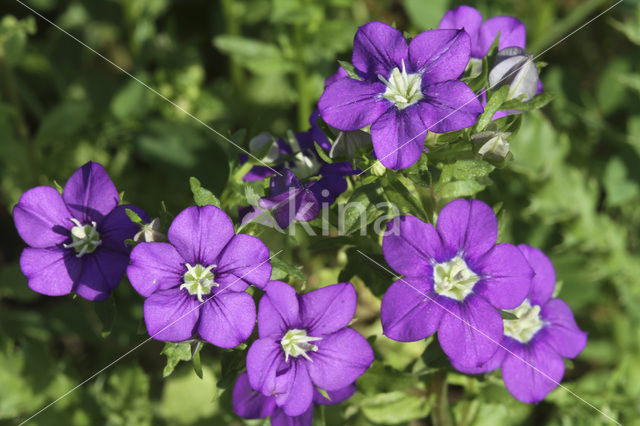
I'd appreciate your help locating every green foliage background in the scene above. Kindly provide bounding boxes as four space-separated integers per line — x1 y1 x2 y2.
1 0 639 424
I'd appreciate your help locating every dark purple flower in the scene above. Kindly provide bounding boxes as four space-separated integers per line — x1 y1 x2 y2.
439 5 526 59
126 205 271 348
380 199 533 367
319 22 483 170
257 170 321 229
324 66 348 88
233 372 356 426
13 162 148 301
246 281 373 416
452 245 587 403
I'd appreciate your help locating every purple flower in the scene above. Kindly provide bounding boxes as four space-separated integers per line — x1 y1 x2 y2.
319 22 483 170
13 162 148 301
439 5 526 59
126 205 271 348
246 281 373 416
452 245 587 403
380 199 533 367
233 372 356 426
256 170 321 230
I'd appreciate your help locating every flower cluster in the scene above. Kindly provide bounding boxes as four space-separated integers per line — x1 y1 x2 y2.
381 199 586 402
9 3 587 424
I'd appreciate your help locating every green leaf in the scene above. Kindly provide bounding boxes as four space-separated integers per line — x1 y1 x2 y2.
270 257 306 283
161 342 192 378
316 387 331 401
383 177 427 221
338 248 393 297
476 86 510 131
191 342 204 379
125 208 143 225
499 310 518 320
603 157 639 207
336 60 362 81
340 183 384 234
213 35 293 75
499 92 553 112
189 177 222 208
314 141 333 164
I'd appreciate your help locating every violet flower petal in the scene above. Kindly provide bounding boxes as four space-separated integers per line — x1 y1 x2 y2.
74 247 130 301
63 162 119 223
313 383 357 405
198 292 257 348
381 277 444 342
439 6 483 57
435 199 497 261
419 80 484 134
299 282 356 337
438 293 503 367
307 328 374 391
382 215 444 276
352 21 408 78
127 242 185 297
538 299 587 358
259 281 301 338
13 186 72 248
167 205 235 265
518 244 556 306
319 78 388 131
472 243 532 310
232 372 276 419
371 106 428 170
409 29 471 83
215 234 272 291
271 406 314 426
20 247 80 296
143 288 200 341
478 16 526 58
502 338 564 403
247 338 283 394
451 340 506 374
277 361 314 417
100 205 149 254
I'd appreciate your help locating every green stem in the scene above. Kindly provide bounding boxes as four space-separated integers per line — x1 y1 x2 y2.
0 45 38 185
220 0 244 91
431 371 453 426
294 25 311 130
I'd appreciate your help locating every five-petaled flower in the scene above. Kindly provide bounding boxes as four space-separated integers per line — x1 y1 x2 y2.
13 161 148 301
127 205 271 348
233 372 356 426
452 244 587 403
319 21 483 170
246 281 373 416
380 199 534 368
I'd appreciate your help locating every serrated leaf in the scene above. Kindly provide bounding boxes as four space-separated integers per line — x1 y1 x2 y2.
270 257 306 283
189 177 222 208
161 342 192 378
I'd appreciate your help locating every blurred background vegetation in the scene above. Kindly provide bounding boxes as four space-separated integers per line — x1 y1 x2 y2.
1 0 639 424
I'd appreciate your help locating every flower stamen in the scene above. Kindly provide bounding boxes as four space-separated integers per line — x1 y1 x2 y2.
180 263 218 302
433 256 479 301
503 299 544 343
379 59 423 110
63 218 102 257
281 329 322 362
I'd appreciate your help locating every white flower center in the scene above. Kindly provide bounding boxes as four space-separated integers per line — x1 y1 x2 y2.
280 329 322 362
379 60 423 110
63 218 102 257
180 263 218 302
503 299 545 343
433 256 479 301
